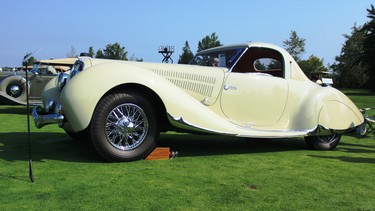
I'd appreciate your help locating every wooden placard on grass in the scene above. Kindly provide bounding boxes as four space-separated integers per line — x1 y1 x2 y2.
145 147 170 160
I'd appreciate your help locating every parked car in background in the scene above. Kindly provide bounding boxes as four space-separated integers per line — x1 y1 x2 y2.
32 42 365 162
310 70 334 86
0 58 75 105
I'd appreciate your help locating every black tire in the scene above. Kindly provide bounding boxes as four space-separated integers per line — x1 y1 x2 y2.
0 76 29 101
90 91 159 162
304 134 341 150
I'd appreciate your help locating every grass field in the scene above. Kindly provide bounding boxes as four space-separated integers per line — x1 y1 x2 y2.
0 90 374 210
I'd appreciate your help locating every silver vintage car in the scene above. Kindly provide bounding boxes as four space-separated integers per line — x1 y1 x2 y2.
33 42 364 162
0 58 75 105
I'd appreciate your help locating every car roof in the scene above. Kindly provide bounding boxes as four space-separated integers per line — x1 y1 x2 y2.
197 42 285 54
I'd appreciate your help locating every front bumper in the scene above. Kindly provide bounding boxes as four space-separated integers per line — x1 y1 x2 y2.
32 105 64 128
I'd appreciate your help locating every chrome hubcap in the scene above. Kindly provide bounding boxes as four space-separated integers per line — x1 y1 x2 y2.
7 84 22 98
105 103 148 151
10 85 21 95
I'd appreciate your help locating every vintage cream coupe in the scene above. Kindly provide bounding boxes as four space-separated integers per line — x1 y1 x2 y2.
32 42 364 162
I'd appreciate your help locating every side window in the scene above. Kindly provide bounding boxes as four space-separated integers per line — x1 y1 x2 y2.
232 47 285 78
254 58 282 72
189 48 245 70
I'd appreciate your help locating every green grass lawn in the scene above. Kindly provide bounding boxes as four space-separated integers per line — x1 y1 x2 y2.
0 90 374 210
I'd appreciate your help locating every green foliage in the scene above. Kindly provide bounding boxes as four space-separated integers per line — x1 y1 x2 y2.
0 90 374 210
331 25 368 88
360 5 375 90
178 41 194 64
88 46 95 58
254 60 267 70
95 42 128 60
283 30 306 62
22 52 36 67
96 48 104 58
332 4 375 89
197 32 222 52
298 55 328 77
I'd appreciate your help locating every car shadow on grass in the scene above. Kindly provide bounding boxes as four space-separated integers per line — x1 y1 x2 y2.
0 132 102 163
0 132 309 163
308 155 375 164
307 137 375 164
4 132 370 163
157 133 308 157
0 105 29 115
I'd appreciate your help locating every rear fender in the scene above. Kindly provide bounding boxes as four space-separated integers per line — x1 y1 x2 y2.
318 100 364 130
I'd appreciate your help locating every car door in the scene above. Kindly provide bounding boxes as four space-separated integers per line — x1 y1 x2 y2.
220 47 289 127
220 73 288 127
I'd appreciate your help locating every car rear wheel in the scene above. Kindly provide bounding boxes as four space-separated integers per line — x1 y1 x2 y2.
90 91 159 162
304 134 341 150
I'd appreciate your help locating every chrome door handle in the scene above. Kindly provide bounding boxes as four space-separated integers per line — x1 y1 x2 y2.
224 85 237 90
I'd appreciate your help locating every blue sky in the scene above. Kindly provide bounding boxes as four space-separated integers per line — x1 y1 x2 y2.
0 0 373 67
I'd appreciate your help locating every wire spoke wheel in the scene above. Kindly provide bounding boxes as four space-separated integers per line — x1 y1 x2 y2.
304 134 341 150
90 91 158 162
105 103 149 151
316 134 338 144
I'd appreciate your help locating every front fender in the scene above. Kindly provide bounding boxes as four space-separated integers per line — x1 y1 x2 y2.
41 76 60 105
0 75 30 104
61 62 232 134
60 63 161 131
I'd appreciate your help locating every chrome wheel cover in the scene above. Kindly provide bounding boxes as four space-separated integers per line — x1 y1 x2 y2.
317 134 337 144
7 84 22 98
105 103 149 151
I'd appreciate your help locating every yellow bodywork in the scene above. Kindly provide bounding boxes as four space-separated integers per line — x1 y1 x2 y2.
42 42 364 138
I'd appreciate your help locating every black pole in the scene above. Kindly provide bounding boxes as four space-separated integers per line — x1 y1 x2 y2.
25 61 34 183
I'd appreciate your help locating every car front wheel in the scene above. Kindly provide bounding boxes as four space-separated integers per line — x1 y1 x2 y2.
304 134 341 150
90 91 159 162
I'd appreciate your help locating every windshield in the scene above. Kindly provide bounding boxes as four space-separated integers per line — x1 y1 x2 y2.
189 48 246 69
30 64 57 75
30 63 71 75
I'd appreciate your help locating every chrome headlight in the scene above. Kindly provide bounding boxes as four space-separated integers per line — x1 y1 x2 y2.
57 72 69 91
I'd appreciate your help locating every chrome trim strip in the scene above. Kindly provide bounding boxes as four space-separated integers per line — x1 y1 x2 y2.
228 47 248 73
167 113 234 135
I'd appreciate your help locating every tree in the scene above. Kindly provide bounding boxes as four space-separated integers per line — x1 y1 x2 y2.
360 4 375 89
254 60 267 70
88 46 95 58
197 32 222 52
283 30 306 62
22 52 36 67
96 49 104 58
95 42 128 60
129 54 143 62
331 24 367 88
66 46 78 58
298 55 328 77
178 41 194 64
